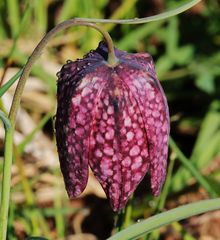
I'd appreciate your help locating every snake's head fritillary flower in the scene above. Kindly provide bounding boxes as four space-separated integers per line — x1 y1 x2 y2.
55 41 170 212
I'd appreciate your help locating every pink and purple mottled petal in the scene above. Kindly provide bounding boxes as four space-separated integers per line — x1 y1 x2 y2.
116 54 170 196
88 71 150 211
55 56 105 198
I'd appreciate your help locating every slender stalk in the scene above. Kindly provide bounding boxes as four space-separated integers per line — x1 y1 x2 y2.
8 20 117 126
123 198 133 228
0 111 13 240
157 153 176 212
107 198 220 240
76 0 201 24
114 210 124 233
114 196 133 233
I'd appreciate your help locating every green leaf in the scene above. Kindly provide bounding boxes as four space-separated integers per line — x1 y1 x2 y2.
34 0 47 33
7 0 20 37
57 0 78 23
174 45 194 65
171 101 220 193
195 71 215 93
107 199 220 240
0 69 23 97
191 101 220 161
155 55 173 76
104 0 138 32
17 112 52 154
169 137 217 197
166 17 179 59
117 21 163 51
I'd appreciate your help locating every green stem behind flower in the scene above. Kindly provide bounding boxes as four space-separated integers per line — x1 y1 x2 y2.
0 111 13 240
76 0 201 24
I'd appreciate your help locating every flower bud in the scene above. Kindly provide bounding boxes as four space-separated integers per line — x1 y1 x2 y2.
55 42 170 211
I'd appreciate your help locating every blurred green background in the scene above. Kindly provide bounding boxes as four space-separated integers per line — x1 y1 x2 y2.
0 0 220 239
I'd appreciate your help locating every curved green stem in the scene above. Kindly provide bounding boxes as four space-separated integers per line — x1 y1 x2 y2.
0 0 201 99
76 0 201 24
108 198 220 240
8 20 117 126
123 197 133 228
8 0 202 126
0 111 13 240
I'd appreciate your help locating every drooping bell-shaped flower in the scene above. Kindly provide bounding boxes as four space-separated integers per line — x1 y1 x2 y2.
55 41 170 211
